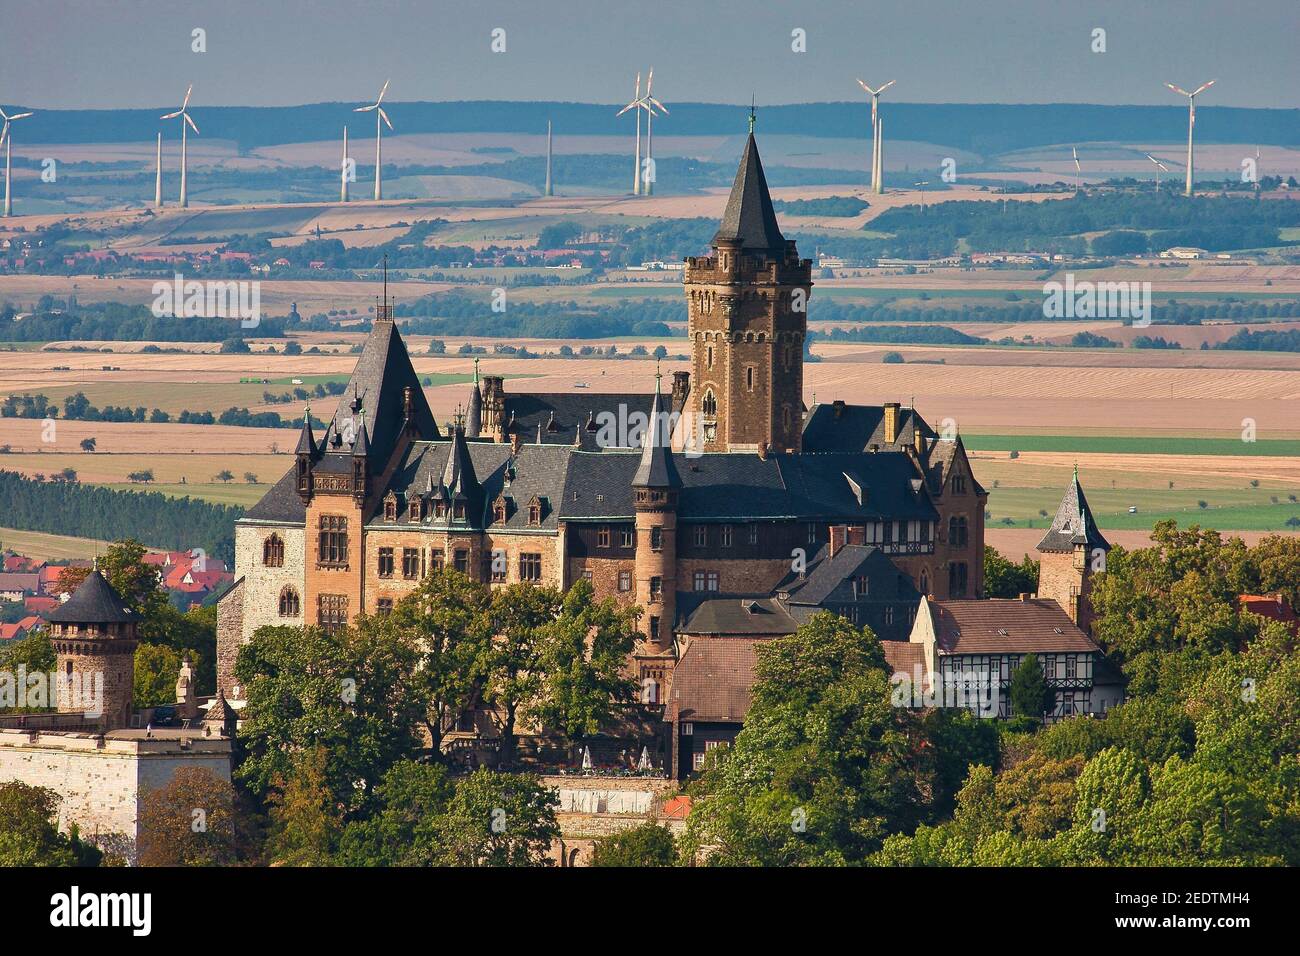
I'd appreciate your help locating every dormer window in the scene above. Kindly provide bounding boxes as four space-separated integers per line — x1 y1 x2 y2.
384 496 397 521
409 500 421 521
528 496 546 526
494 496 512 524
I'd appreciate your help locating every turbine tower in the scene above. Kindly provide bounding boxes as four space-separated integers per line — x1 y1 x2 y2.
1 105 35 217
355 80 392 201
154 131 163 208
1165 79 1215 197
639 68 668 196
857 79 895 195
1145 153 1170 193
160 85 198 208
341 126 349 202
545 120 553 196
1072 146 1082 193
616 72 643 195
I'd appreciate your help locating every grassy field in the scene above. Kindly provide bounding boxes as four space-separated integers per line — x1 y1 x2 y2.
986 485 1300 532
0 527 115 561
964 435 1300 457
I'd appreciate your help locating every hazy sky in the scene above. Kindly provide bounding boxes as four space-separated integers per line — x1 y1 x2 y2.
2 0 1296 110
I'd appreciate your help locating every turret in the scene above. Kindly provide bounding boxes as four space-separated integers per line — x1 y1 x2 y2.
632 373 681 652
1036 466 1111 634
295 405 317 499
47 570 140 730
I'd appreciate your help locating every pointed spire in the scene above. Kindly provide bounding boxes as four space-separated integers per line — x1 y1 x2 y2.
352 415 370 457
295 405 317 458
633 371 681 489
441 424 481 505
712 131 785 255
465 360 483 439
1036 468 1110 554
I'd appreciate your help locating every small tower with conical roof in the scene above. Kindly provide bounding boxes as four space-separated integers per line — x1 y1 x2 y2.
633 371 681 654
47 570 141 730
684 125 811 454
465 358 483 439
295 404 318 499
1036 466 1111 634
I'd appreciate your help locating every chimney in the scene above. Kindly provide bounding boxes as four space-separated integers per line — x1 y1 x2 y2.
757 442 769 461
671 370 690 409
883 402 900 445
829 525 847 558
832 399 846 419
1018 592 1034 602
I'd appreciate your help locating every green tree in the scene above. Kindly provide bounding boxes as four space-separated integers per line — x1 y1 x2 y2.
590 821 677 867
0 781 102 867
337 760 455 866
681 613 927 865
482 583 559 767
265 746 344 866
134 642 181 708
1009 654 1053 722
234 617 426 816
982 545 1039 599
431 768 559 867
137 767 256 866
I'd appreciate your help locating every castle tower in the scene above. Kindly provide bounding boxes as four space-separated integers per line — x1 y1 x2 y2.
632 373 681 655
1036 467 1110 634
47 570 140 730
481 374 506 442
684 131 811 453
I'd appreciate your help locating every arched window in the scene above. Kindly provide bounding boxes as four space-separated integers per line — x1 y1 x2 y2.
702 389 717 417
263 534 284 567
279 586 300 617
920 570 930 595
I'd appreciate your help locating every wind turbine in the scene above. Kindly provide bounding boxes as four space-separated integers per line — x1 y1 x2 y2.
160 85 198 208
1 105 35 217
154 132 163 208
341 126 350 202
544 120 553 196
1145 153 1169 193
1165 79 1215 197
616 71 643 195
355 80 392 201
638 68 668 196
856 79 895 195
1072 146 1082 193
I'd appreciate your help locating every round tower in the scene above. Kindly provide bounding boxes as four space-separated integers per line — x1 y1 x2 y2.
47 569 141 730
632 374 681 654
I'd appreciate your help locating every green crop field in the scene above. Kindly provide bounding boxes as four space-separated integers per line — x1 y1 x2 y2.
0 526 114 561
986 486 1300 533
964 434 1300 457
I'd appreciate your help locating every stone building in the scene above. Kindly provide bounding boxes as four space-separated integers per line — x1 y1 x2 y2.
217 131 989 765
1035 468 1110 635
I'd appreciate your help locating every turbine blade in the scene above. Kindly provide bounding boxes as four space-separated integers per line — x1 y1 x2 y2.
161 110 182 120
10 112 33 121
0 107 8 121
355 104 377 112
650 97 669 114
616 102 638 116
1192 79 1216 97
1166 83 1191 97
857 79 872 94
879 80 896 93
635 72 641 98
182 85 192 110
379 107 393 131
377 79 390 104
185 113 199 135
0 125 7 149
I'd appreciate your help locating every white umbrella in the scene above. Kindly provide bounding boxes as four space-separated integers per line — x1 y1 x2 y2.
637 746 652 772
581 746 593 771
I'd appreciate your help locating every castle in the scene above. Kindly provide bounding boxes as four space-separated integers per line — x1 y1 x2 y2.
215 131 992 767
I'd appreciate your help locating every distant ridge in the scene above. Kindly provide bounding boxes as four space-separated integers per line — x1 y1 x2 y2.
9 101 1299 153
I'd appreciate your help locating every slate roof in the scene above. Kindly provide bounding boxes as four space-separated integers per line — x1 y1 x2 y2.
802 402 935 454
675 594 798 636
779 544 919 608
317 319 440 464
500 391 665 449
929 598 1099 655
47 570 140 625
712 133 785 255
242 467 306 523
1037 469 1110 553
669 637 765 723
632 377 680 489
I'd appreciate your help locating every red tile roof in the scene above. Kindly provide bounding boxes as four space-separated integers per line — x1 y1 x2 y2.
1239 594 1300 633
669 637 764 723
882 640 926 675
931 598 1099 655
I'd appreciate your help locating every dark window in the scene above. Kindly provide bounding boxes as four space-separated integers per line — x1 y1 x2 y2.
402 548 420 579
378 548 394 578
263 534 284 567
317 515 348 567
702 389 716 415
693 571 706 592
278 587 300 617
693 526 706 547
649 616 660 640
430 548 444 571
619 570 632 592
948 561 969 597
808 523 818 545
384 498 397 521
409 500 421 520
948 516 969 547
706 571 719 592
952 474 966 494
597 525 611 548
519 553 542 582
749 523 759 546
454 550 469 574
621 527 635 548
650 527 663 551
649 576 662 600
376 598 393 616
746 366 754 390
318 593 347 632
720 525 733 548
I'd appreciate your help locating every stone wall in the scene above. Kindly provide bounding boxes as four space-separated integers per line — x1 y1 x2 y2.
235 521 305 642
0 729 232 861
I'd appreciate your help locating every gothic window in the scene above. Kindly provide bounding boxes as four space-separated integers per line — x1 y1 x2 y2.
318 593 348 632
278 586 300 617
528 497 543 525
317 516 348 567
702 389 717 416
920 570 930 594
263 534 284 567
952 474 967 495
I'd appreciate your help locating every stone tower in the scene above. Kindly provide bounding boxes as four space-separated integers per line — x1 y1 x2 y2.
47 570 141 730
1036 467 1111 635
632 373 681 659
684 132 811 454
